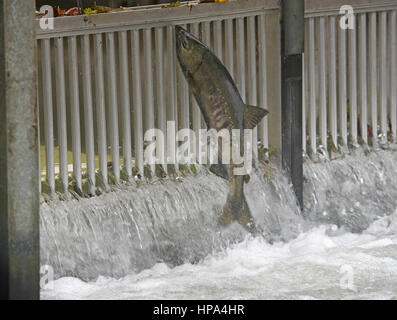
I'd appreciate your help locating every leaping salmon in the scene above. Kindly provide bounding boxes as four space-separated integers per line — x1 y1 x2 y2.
175 26 269 231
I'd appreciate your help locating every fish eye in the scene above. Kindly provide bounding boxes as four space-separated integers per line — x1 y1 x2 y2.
182 39 188 49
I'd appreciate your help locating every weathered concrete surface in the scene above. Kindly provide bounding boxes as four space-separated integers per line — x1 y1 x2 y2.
0 0 39 300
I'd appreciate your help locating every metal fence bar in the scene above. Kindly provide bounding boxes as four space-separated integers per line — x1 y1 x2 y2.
37 94 41 194
302 52 306 153
105 32 120 183
391 11 397 142
369 12 378 145
348 19 358 145
318 17 327 149
184 24 195 162
54 37 69 192
155 27 167 170
190 23 201 164
224 19 234 79
338 24 348 146
81 34 96 195
202 21 211 46
201 22 210 130
177 24 190 165
143 28 156 172
379 11 388 141
258 14 268 149
166 26 177 168
328 16 338 148
236 17 246 102
213 20 223 60
118 31 132 179
358 13 368 144
131 30 144 175
94 34 108 187
304 22 309 154
247 15 258 157
41 39 55 194
67 36 82 190
308 18 316 153
177 25 190 131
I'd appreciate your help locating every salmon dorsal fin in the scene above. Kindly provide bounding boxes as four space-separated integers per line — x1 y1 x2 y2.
244 105 269 129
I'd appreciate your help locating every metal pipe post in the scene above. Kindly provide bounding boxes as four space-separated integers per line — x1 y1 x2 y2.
280 0 304 209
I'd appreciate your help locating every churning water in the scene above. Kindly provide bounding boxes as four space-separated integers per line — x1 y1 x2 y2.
41 148 397 299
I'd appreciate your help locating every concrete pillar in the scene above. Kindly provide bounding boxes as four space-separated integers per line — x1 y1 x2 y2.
280 0 304 209
0 0 40 300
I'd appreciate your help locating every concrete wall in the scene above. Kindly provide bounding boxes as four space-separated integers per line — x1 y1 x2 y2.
0 0 40 300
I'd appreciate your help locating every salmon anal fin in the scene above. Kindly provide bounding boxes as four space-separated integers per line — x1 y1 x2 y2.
244 105 269 129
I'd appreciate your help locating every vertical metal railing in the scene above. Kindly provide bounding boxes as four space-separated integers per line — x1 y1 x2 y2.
391 11 397 142
307 18 316 154
328 16 338 148
318 17 327 150
303 8 397 155
143 28 156 173
155 27 167 171
54 37 69 193
190 22 202 164
81 35 96 195
258 15 269 150
338 20 348 148
247 16 258 158
368 12 378 145
37 12 272 196
119 31 133 179
348 17 358 145
68 36 82 191
41 39 55 194
106 32 121 183
177 24 190 163
36 2 397 197
131 30 144 176
358 13 368 145
94 33 109 188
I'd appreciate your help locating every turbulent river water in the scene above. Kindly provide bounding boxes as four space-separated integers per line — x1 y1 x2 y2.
40 148 397 299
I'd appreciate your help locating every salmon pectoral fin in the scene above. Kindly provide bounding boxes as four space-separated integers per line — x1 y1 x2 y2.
219 192 254 231
244 105 269 129
210 163 230 181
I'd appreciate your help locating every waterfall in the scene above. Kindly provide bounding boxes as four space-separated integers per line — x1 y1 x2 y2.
41 149 397 283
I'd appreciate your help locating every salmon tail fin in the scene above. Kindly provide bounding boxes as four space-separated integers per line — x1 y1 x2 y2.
219 191 255 232
244 105 269 129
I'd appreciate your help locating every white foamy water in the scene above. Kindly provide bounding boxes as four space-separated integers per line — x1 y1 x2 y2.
41 149 397 300
41 213 397 300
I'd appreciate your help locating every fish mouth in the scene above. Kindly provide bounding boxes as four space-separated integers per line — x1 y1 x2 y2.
175 25 188 36
175 25 191 48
